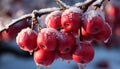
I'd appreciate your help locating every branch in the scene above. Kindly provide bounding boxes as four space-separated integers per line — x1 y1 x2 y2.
0 8 60 32
0 14 32 32
0 0 105 32
36 7 61 16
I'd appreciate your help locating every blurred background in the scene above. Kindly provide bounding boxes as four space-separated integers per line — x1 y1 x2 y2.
0 0 120 69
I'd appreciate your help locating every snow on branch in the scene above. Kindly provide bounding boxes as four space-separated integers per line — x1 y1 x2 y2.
0 14 32 32
0 0 105 32
0 8 60 32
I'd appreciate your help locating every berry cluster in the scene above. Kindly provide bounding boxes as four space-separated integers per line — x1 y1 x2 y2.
16 6 111 68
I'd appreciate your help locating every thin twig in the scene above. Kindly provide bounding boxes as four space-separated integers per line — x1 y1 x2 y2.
80 26 83 41
31 10 40 30
55 0 69 10
31 10 36 29
94 0 104 10
79 0 97 12
37 24 42 32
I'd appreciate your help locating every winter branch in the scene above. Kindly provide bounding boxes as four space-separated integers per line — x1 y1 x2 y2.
0 8 60 32
0 0 106 32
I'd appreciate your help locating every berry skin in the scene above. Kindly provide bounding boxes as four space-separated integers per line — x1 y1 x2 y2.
45 10 62 29
61 7 82 32
81 28 93 41
73 42 94 64
37 28 58 52
57 51 73 60
34 49 55 66
57 30 76 54
94 23 112 43
16 27 37 52
82 10 105 34
105 3 119 20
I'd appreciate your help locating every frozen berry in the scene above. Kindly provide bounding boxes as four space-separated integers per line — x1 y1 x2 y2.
45 10 62 29
73 41 94 64
61 7 83 32
37 28 58 51
16 27 37 52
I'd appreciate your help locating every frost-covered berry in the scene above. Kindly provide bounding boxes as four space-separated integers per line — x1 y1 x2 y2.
82 10 105 34
16 27 37 52
34 49 55 66
57 29 76 54
94 23 112 43
61 7 83 32
73 41 94 64
45 10 62 29
37 28 58 51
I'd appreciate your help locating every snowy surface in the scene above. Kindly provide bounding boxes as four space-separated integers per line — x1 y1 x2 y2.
40 28 58 34
74 2 84 7
45 10 62 25
38 7 60 13
82 10 105 23
62 7 83 15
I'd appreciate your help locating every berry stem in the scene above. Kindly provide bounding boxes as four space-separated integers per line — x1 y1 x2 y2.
55 0 69 10
37 24 42 32
80 26 83 41
79 0 97 12
94 0 105 10
31 10 40 30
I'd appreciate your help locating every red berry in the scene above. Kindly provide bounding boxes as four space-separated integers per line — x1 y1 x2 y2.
34 49 55 66
16 27 37 52
105 2 119 20
57 51 73 60
115 27 120 37
61 7 82 32
45 10 62 29
104 2 119 29
37 28 58 51
73 41 94 64
57 30 75 54
94 23 112 43
82 10 105 34
81 28 93 41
